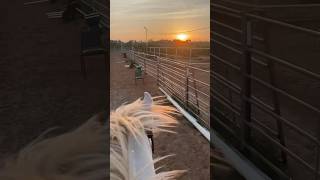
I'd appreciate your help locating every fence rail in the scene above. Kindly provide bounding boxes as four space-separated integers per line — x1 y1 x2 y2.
213 0 320 9
128 47 210 128
212 2 320 180
80 0 108 28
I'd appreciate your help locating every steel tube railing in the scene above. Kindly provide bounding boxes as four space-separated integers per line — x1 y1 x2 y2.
129 47 210 127
212 71 320 145
212 2 320 179
213 0 320 9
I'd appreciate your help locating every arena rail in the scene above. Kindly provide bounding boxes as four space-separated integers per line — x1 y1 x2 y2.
128 47 210 130
212 2 320 180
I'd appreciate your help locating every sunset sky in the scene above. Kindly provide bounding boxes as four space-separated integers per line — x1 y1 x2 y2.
111 0 210 42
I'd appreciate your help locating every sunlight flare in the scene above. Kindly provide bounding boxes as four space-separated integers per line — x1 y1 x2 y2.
176 33 188 41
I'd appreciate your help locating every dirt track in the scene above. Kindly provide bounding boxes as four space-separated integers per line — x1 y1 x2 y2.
110 51 210 180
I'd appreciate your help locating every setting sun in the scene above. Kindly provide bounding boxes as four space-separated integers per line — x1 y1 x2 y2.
176 33 188 41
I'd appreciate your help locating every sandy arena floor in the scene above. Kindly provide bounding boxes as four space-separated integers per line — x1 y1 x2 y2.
110 51 210 180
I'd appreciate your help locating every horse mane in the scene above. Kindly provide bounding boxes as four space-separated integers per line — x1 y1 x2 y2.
110 94 186 180
0 94 185 180
0 113 107 180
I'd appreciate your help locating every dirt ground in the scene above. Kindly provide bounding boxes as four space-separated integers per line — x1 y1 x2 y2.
0 0 107 157
110 51 210 180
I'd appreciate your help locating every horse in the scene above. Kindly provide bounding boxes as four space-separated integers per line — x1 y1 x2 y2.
0 92 185 180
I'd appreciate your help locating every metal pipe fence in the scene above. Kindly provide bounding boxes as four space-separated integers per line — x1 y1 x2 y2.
80 0 107 28
214 0 320 9
212 2 320 180
128 47 210 128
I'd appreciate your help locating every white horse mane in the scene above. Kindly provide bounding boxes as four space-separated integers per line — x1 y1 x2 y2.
0 93 185 180
111 92 186 180
0 113 107 180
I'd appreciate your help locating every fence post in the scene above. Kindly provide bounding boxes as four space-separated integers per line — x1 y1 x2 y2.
133 51 135 64
157 57 160 85
133 48 136 64
144 58 147 74
240 14 252 151
255 11 287 163
185 63 189 107
192 72 200 115
185 48 192 107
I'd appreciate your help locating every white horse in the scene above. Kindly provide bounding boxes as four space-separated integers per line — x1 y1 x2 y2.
0 92 185 180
